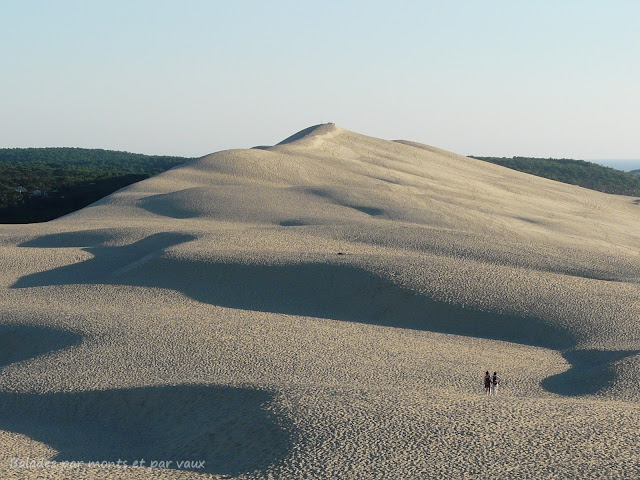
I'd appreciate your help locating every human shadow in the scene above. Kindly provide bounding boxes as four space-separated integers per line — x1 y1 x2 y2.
0 324 82 371
541 349 640 396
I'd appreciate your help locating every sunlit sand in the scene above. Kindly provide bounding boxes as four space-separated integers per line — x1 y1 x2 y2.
1 124 639 478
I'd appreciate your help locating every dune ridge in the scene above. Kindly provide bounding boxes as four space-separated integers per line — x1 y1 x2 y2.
1 124 639 478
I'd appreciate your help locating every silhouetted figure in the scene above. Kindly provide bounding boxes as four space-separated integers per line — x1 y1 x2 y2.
491 372 502 396
484 371 492 396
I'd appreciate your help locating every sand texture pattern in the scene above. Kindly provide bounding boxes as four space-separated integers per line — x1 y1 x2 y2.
1 124 640 478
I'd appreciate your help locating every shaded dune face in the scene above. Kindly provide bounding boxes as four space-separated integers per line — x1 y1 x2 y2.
137 185 439 226
11 241 572 350
0 385 291 475
19 229 121 249
0 325 292 475
542 349 640 396
0 325 82 371
14 232 196 286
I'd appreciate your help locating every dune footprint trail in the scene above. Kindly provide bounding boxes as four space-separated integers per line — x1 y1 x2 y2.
1 123 640 478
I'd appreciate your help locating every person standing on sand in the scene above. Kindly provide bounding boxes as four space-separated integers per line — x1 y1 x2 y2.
484 371 492 396
491 372 502 397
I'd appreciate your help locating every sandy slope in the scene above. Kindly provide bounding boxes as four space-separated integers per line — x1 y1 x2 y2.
1 124 639 479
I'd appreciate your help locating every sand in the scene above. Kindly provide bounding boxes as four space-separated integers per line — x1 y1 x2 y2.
0 123 639 478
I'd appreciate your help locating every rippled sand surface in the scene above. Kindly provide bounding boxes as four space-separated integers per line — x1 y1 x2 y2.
1 124 639 478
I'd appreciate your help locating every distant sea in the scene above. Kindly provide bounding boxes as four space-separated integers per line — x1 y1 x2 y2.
589 159 640 172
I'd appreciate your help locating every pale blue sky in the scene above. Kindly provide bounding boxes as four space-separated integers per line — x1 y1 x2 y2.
1 1 639 168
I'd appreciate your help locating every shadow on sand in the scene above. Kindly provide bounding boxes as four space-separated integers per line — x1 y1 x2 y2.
0 384 292 475
15 232 196 286
13 232 573 350
13 230 632 397
0 324 82 371
0 321 292 475
541 349 640 396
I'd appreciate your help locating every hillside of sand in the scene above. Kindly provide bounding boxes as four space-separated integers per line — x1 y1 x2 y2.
1 123 640 479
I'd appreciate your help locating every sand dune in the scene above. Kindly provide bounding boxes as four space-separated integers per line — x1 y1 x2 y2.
1 124 640 478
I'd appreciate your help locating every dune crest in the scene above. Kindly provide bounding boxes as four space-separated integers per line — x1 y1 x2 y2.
275 122 339 145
